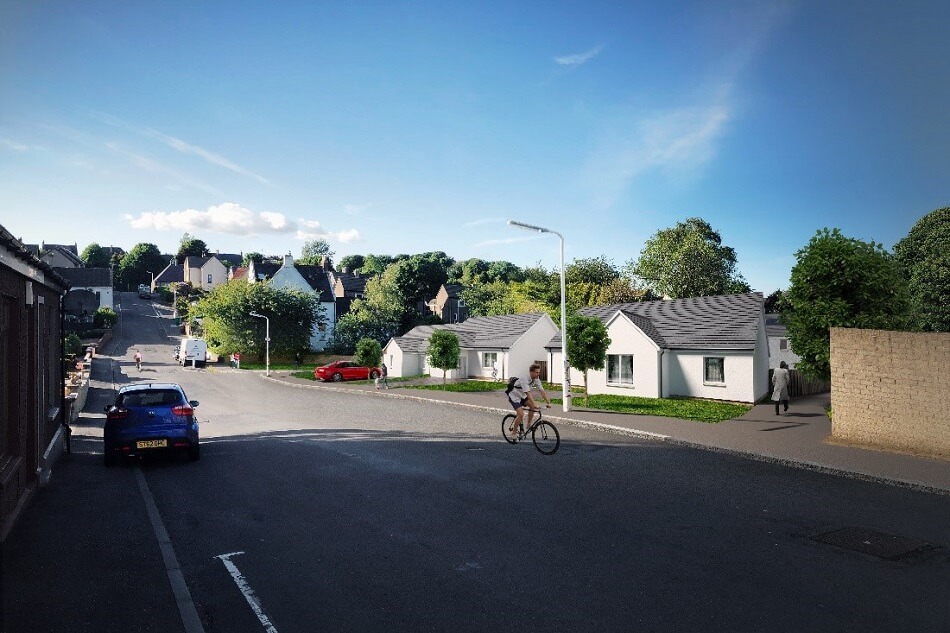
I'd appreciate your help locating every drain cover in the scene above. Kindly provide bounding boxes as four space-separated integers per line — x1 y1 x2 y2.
811 527 933 560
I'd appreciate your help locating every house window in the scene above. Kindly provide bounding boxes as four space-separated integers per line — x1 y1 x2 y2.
779 338 788 350
207 274 212 284
483 352 497 369
704 357 725 384
607 354 634 386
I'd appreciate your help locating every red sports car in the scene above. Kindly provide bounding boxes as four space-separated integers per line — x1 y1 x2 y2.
314 360 381 382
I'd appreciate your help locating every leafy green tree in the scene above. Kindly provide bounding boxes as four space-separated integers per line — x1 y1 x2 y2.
117 243 167 291
894 206 950 332
449 258 490 285
427 329 460 384
566 314 611 406
338 254 365 273
566 256 619 286
93 307 118 329
80 243 111 268
298 239 334 266
486 260 524 283
242 252 264 266
196 280 324 361
764 290 785 314
784 228 911 380
177 233 208 263
360 253 397 276
354 338 383 370
327 274 403 353
461 281 521 317
628 218 750 298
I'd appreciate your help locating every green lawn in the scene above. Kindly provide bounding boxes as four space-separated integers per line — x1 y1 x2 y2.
407 381 748 422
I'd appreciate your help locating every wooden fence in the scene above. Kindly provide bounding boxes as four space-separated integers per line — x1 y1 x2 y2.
768 368 829 397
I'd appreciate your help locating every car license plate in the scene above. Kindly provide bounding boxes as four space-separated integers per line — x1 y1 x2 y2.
136 439 168 449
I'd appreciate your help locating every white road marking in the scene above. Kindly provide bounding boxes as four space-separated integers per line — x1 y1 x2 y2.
215 551 279 633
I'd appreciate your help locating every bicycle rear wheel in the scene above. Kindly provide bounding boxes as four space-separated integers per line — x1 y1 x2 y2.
502 414 519 444
532 421 560 455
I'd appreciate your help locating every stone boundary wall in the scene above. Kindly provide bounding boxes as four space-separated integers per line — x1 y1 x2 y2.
830 327 950 459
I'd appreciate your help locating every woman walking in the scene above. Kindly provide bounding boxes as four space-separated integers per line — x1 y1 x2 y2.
772 361 790 415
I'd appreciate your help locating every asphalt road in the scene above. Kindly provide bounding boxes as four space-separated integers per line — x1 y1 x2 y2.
3 293 948 632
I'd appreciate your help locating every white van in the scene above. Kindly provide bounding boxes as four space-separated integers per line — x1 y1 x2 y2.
177 338 208 367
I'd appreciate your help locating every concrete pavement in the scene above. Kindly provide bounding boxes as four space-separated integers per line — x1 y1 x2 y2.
263 372 950 495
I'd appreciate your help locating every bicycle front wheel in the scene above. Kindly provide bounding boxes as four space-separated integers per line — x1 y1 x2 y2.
532 421 560 455
502 414 518 444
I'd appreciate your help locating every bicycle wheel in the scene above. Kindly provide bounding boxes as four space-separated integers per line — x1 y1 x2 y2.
532 421 560 455
502 414 519 444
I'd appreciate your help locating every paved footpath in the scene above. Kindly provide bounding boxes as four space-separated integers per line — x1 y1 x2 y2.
265 373 950 495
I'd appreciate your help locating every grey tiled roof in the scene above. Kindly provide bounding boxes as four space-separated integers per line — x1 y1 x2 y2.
216 253 243 268
53 267 111 287
335 271 368 294
443 283 463 298
155 264 184 284
295 265 335 302
546 292 764 351
392 312 549 353
765 313 787 337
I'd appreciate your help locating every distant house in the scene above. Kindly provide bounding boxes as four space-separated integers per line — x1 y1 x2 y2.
545 292 769 404
268 254 337 351
215 252 243 272
765 313 801 369
183 256 228 291
55 267 114 313
329 270 369 318
246 259 281 283
427 283 468 324
25 243 84 269
154 258 184 290
384 313 558 380
0 224 69 540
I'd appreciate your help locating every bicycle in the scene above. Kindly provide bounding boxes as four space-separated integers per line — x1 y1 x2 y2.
502 408 560 455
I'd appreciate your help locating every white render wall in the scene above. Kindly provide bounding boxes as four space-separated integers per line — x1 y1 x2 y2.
506 316 559 381
200 258 228 291
582 314 662 397
767 335 801 369
665 351 757 402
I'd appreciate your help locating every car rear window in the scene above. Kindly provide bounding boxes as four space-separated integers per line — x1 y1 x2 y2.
119 390 184 407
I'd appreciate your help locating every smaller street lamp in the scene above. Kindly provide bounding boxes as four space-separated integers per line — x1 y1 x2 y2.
249 312 270 377
145 270 155 291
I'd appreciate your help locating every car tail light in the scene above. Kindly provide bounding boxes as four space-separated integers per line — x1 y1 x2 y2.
172 405 194 416
107 408 130 420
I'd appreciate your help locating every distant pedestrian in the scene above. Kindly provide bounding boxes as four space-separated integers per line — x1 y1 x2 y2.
380 362 389 389
295 351 302 369
772 361 790 415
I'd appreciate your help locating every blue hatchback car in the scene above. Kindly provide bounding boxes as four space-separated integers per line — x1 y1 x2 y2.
103 383 200 466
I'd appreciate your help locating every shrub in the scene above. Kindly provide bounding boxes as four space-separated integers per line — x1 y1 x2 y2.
93 307 118 328
64 333 82 356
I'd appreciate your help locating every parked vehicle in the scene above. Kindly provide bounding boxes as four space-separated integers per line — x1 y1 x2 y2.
103 383 199 465
177 337 208 367
138 284 151 299
314 360 381 382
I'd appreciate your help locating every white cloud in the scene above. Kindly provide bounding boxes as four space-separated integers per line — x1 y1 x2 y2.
126 202 360 243
584 97 731 208
554 45 604 68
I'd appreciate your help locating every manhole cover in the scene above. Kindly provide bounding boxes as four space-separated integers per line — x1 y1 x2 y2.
811 527 933 560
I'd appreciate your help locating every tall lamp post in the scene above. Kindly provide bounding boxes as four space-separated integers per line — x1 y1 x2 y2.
507 220 570 412
145 270 155 292
249 312 270 377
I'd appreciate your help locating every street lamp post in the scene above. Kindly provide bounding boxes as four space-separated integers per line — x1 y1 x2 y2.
145 270 155 291
249 312 270 377
507 220 571 412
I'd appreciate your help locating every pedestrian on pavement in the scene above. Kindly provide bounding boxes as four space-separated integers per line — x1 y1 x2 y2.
772 361 790 415
133 350 142 371
380 362 389 389
295 351 302 369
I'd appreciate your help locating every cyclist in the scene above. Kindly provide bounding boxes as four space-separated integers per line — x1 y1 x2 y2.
506 364 551 439
133 350 142 371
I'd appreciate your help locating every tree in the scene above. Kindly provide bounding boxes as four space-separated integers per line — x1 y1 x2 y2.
784 228 911 380
427 329 460 385
195 280 325 361
461 281 521 317
116 243 167 291
298 239 334 266
628 218 750 298
354 338 383 370
93 307 118 329
566 314 611 406
764 290 785 314
242 252 264 266
894 206 950 332
177 233 208 263
486 260 524 283
360 253 397 276
338 254 365 273
566 256 619 286
80 243 111 267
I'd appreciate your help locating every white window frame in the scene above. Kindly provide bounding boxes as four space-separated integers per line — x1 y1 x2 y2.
482 352 498 369
606 354 634 387
704 357 726 385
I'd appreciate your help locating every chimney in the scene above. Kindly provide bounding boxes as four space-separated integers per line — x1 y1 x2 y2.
321 255 333 271
283 253 294 268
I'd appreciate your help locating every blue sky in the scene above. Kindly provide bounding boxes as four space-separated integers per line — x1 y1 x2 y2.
1 1 947 292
